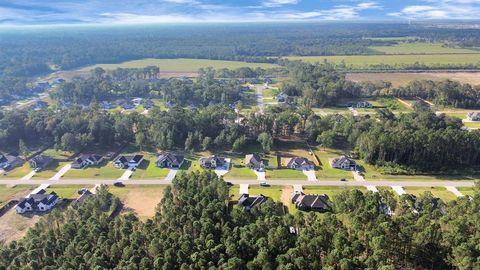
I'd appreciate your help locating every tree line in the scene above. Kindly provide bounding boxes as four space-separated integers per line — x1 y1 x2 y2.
1 171 479 269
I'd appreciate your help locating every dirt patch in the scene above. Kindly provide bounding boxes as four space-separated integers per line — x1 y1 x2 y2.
122 188 165 220
0 210 41 244
346 72 480 87
280 186 293 208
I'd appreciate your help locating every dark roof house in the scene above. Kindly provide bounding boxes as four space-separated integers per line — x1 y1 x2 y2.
245 154 265 171
0 153 24 170
71 190 92 209
16 190 59 214
286 157 315 170
238 194 268 210
329 155 356 170
291 191 331 212
200 155 226 169
113 154 144 169
156 152 184 168
29 155 54 171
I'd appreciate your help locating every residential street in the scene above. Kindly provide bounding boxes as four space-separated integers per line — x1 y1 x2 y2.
0 178 475 187
255 85 264 114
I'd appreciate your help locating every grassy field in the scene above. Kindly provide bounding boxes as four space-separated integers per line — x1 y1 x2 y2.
130 154 170 179
82 58 279 73
0 185 36 207
464 122 480 129
457 187 477 197
346 72 480 87
265 168 306 180
41 149 75 159
370 43 479 55
356 159 480 182
224 160 257 180
63 162 124 179
315 148 354 181
365 36 417 42
286 54 480 69
303 186 366 199
0 163 33 179
108 185 166 220
31 161 70 180
403 186 458 202
46 185 92 199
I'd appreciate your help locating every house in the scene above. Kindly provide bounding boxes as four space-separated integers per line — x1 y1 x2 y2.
276 92 289 103
238 194 267 210
0 153 24 170
29 155 54 171
286 157 315 170
329 155 356 170
467 112 480 121
34 101 48 110
71 190 92 209
113 155 144 169
132 98 144 106
348 101 373 108
291 191 331 212
245 154 265 171
36 81 50 91
100 101 113 110
71 154 104 169
53 78 66 85
143 100 154 109
200 155 226 169
122 102 135 110
16 190 59 214
156 152 184 168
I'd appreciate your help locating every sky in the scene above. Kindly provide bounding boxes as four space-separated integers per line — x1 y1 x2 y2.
1 0 480 25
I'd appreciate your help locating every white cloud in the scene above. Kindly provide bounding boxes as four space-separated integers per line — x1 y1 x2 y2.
262 0 299 8
391 0 480 20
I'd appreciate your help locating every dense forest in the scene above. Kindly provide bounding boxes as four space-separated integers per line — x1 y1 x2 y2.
1 171 479 269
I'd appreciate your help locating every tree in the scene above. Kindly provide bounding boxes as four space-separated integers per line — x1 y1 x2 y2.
257 132 273 153
317 130 335 150
18 139 29 158
60 132 78 151
232 135 246 152
202 136 212 151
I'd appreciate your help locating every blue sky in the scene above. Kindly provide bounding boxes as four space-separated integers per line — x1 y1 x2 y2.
1 0 480 25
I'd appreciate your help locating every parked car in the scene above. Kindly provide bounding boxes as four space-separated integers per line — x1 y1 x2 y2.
113 182 125 187
340 178 347 182
259 181 270 187
78 188 88 195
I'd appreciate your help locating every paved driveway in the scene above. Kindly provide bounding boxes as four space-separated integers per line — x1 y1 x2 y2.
214 158 231 177
21 170 36 180
118 168 134 180
445 186 463 197
239 184 249 194
28 184 50 197
254 170 266 181
391 186 406 195
302 170 317 181
49 164 71 180
165 169 178 181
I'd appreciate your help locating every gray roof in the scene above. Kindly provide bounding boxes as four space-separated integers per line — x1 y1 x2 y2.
287 157 314 167
156 152 184 166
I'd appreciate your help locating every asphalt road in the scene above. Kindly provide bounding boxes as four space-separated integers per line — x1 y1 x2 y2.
0 178 475 187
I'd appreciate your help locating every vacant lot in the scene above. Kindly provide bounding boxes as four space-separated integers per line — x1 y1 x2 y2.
303 186 366 199
403 187 458 202
46 185 92 199
286 54 480 69
0 185 35 207
0 208 42 243
130 154 170 179
347 72 480 87
63 162 124 179
109 185 166 220
370 43 479 55
81 58 279 73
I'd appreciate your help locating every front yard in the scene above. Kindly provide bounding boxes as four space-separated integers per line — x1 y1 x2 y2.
403 186 458 202
314 148 353 181
62 162 124 179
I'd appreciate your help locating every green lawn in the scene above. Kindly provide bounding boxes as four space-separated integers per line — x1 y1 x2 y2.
464 122 480 129
224 165 257 180
46 185 93 199
285 54 480 69
31 162 70 180
131 154 170 179
42 149 75 159
63 162 124 179
315 148 354 181
403 187 458 202
370 42 479 55
266 168 306 180
228 185 283 202
303 186 366 199
0 185 36 207
0 163 33 179
457 187 477 197
82 58 279 73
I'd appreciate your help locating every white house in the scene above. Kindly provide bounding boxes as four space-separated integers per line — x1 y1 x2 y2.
286 157 315 170
16 190 59 214
467 112 480 121
329 155 356 170
113 155 144 169
71 154 104 169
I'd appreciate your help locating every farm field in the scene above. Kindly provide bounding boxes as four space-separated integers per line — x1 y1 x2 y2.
108 185 166 220
346 72 480 87
81 58 279 73
370 43 479 55
403 187 458 202
286 54 480 69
